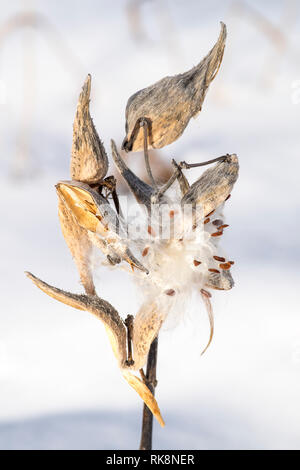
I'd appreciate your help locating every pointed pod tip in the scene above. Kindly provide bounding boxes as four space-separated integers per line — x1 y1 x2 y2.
122 371 165 427
220 21 227 33
79 74 91 102
25 271 38 284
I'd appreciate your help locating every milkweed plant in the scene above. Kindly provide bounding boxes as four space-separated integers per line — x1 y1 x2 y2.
26 22 239 446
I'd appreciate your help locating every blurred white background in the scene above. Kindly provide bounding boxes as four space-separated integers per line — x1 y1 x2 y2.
0 0 299 449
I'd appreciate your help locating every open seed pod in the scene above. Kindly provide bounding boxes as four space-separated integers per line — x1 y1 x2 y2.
25 272 165 427
56 180 148 274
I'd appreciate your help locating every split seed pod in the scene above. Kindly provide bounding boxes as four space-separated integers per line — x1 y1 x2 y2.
56 180 148 274
181 154 239 291
25 272 165 427
181 154 239 217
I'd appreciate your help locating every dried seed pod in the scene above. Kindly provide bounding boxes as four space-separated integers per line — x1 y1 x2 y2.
111 139 155 211
56 180 148 274
71 74 108 183
26 272 165 427
25 272 127 367
205 268 234 291
131 302 165 371
122 22 226 152
181 154 239 215
57 190 95 295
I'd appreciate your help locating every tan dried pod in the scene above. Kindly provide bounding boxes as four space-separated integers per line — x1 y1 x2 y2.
57 190 96 295
131 301 165 370
25 272 128 368
26 272 165 427
71 74 108 183
181 154 239 216
56 180 149 274
122 371 165 427
206 269 234 291
122 22 226 152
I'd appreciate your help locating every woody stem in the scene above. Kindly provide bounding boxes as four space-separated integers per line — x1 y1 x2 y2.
180 154 228 169
139 337 158 450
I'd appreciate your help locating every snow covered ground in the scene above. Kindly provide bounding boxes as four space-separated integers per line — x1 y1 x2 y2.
0 0 300 449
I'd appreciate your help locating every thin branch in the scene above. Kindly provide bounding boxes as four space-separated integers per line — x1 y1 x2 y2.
139 337 158 450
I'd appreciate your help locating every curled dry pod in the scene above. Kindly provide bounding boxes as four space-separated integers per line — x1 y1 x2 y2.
25 272 128 368
181 154 239 216
122 22 226 152
56 180 149 274
71 74 108 183
26 272 165 427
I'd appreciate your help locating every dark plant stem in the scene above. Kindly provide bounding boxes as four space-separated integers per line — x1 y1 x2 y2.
139 337 158 450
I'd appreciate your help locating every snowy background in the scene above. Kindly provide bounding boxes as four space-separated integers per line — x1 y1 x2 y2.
0 0 300 450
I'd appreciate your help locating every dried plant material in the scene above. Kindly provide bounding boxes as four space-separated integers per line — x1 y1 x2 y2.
122 22 226 152
26 271 128 368
56 180 148 274
123 370 165 428
26 271 165 424
200 289 214 356
206 268 234 291
171 160 190 196
132 302 165 370
71 74 108 183
26 30 239 442
181 154 239 216
111 139 155 210
57 189 95 295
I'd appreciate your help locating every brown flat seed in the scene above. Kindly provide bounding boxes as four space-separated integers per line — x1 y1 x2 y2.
213 255 225 262
219 262 231 270
229 261 235 265
204 218 210 224
169 210 175 218
142 247 149 257
208 268 220 274
148 225 156 236
194 260 202 266
211 231 223 237
206 210 215 217
219 224 229 229
165 289 175 296
225 194 231 201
